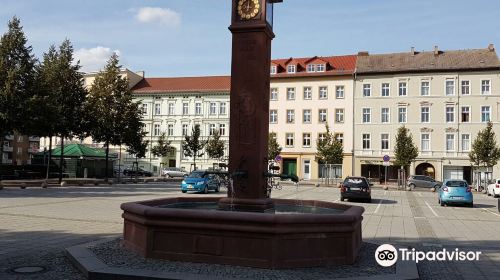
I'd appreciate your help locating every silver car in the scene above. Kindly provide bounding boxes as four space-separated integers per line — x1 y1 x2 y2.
407 175 441 189
162 167 188 178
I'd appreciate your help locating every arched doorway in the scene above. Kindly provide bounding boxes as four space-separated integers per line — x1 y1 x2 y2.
415 163 435 179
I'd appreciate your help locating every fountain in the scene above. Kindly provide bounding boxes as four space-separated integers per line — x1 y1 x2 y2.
121 0 364 269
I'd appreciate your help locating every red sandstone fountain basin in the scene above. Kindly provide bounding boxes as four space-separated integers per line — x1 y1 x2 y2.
121 197 364 269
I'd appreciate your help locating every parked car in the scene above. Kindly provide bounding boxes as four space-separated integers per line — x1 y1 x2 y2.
487 179 500 198
340 176 372 203
162 167 188 178
407 175 441 189
438 179 473 207
181 170 220 193
123 167 153 177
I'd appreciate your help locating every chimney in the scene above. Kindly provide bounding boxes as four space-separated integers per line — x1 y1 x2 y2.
358 51 369 56
488 43 495 52
410 47 416 56
434 46 439 55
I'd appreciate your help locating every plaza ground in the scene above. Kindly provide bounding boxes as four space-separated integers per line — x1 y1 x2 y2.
0 182 499 279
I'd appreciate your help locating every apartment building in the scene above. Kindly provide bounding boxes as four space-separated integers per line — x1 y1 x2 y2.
2 133 39 165
269 55 356 180
353 45 500 182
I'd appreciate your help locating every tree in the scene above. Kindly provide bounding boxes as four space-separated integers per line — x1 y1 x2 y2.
394 126 419 169
316 123 343 164
151 132 173 173
126 133 149 179
205 130 225 161
469 122 500 169
0 16 37 164
87 53 143 181
181 124 207 170
268 132 282 161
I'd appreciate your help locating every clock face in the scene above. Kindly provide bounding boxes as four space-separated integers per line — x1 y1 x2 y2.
237 0 260 20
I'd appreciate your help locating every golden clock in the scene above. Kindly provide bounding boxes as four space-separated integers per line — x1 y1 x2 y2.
237 0 260 20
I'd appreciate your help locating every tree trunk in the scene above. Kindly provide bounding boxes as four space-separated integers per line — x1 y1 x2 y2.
118 144 122 183
46 136 52 179
104 140 109 183
58 137 64 183
193 154 196 171
0 135 4 165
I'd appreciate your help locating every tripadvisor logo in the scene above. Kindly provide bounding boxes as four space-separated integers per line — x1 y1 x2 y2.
375 244 482 266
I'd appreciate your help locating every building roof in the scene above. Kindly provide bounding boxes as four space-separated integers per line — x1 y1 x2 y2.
35 144 117 159
356 46 500 74
132 76 231 94
271 55 357 77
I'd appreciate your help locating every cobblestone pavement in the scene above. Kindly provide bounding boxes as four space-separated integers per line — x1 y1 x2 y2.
0 182 499 279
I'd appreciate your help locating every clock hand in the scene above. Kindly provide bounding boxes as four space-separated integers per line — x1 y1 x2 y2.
246 0 250 11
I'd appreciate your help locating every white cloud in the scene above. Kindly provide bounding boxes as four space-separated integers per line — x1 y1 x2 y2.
74 46 121 73
135 7 181 26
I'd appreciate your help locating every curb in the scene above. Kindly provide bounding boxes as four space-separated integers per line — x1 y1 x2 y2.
66 239 419 280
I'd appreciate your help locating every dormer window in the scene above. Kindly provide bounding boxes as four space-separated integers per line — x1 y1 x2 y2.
307 64 315 72
287 65 296 74
316 64 325 72
270 65 277 74
306 64 326 73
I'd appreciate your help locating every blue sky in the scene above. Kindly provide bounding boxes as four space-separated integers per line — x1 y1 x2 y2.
1 0 499 77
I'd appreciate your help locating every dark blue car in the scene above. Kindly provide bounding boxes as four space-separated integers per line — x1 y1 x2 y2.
181 170 220 194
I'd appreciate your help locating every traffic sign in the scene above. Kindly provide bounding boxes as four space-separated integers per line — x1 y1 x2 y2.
383 155 390 162
383 161 391 166
275 155 282 161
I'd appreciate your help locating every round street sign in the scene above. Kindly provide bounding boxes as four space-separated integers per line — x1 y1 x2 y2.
275 155 282 161
383 155 390 162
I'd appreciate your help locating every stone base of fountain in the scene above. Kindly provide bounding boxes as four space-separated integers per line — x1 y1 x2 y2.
121 197 364 269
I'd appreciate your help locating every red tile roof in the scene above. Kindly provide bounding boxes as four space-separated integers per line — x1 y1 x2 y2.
271 55 357 77
132 76 231 93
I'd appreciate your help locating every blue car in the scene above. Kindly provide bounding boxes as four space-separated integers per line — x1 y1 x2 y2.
181 170 220 194
438 179 473 207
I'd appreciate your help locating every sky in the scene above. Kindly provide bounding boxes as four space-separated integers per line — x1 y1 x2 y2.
0 0 499 77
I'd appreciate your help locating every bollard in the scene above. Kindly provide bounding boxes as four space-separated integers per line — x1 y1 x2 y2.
41 181 48 188
20 183 27 189
60 181 67 187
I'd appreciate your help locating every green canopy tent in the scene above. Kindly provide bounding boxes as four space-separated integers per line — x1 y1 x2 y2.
33 144 118 178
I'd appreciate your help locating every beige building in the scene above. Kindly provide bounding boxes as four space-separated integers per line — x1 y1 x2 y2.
353 45 500 183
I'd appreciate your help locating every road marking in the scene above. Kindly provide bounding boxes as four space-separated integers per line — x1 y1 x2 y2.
425 201 439 217
484 208 500 217
374 199 383 214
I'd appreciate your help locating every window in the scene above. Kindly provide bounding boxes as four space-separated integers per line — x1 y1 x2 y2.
362 134 371 149
286 109 295 123
303 109 311 123
270 88 278 100
219 124 226 136
461 80 470 95
381 134 389 150
446 106 455 123
398 107 407 123
168 103 175 115
335 85 345 99
209 124 216 136
461 106 470 123
302 133 311 147
381 107 390 123
335 133 344 145
318 133 327 143
421 134 430 151
446 79 455 95
303 87 312 100
318 109 327 123
154 124 160 136
335 109 344 123
270 65 277 74
462 134 470 151
154 103 161 115
481 106 490 122
286 87 295 100
363 84 371 97
381 83 390 97
362 108 371 123
219 102 227 115
319 86 328 99
141 104 148 115
398 81 407 96
195 103 202 115
421 107 430 123
167 124 174 136
287 65 296 73
316 64 325 72
286 133 294 147
421 81 430 96
307 64 315 72
182 103 189 115
210 102 217 115
481 80 491 95
446 134 455 151
182 124 188 136
269 110 278 123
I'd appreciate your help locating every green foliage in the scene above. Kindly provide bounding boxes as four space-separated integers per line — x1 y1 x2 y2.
469 122 500 167
181 124 207 170
315 123 343 164
151 132 173 160
394 126 419 168
205 130 225 161
268 132 282 161
127 135 149 160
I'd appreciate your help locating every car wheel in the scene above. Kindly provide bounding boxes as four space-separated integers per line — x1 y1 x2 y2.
494 194 499 198
468 203 473 208
440 199 445 206
167 174 172 178
340 197 345 201
181 190 187 193
409 183 416 189
203 186 208 194
366 198 372 203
